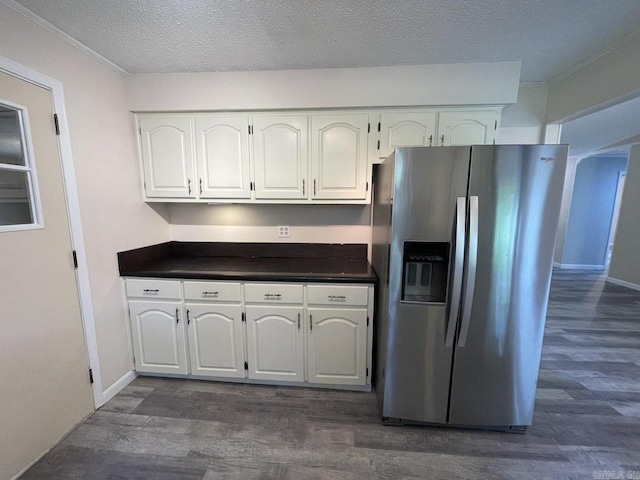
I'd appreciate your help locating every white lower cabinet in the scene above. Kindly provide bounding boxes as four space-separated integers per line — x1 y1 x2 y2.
245 305 305 382
126 278 373 390
307 307 368 385
186 303 245 378
129 300 189 375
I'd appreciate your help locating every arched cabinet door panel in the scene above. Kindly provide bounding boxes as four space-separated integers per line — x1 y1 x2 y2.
379 112 437 158
129 301 188 374
139 117 196 198
311 114 369 200
307 308 367 385
253 115 308 199
186 303 245 378
195 116 251 199
437 111 498 146
245 305 304 382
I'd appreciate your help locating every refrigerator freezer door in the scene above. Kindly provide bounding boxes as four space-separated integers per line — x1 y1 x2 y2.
448 145 568 428
382 147 470 423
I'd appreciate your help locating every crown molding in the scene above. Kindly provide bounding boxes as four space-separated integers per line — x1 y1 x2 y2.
551 28 640 84
1 0 129 77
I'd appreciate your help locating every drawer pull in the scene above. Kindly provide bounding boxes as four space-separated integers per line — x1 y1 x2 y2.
143 289 159 293
202 291 219 296
175 308 180 324
264 294 282 299
328 295 346 300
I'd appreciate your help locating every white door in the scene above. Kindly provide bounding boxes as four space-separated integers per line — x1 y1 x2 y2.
253 115 308 199
186 303 245 378
379 112 437 158
139 116 196 198
0 70 94 478
195 116 251 199
307 308 367 385
245 305 304 382
437 111 499 146
129 301 188 375
311 113 369 200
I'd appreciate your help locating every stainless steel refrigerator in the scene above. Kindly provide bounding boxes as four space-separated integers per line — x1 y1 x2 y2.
372 145 568 431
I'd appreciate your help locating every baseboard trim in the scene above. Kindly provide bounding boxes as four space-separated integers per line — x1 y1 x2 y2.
554 263 606 270
606 276 640 291
101 370 137 405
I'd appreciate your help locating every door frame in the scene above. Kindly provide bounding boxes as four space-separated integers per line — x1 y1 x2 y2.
606 170 626 268
0 55 103 407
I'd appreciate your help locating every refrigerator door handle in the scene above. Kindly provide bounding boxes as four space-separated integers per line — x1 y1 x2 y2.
445 196 466 348
458 195 479 348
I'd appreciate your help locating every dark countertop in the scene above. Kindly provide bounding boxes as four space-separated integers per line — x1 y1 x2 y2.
118 242 377 284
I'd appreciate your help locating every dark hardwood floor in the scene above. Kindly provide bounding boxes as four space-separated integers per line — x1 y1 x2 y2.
21 270 640 479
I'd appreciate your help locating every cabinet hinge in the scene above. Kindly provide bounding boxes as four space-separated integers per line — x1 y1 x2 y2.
368 123 370 133
53 113 60 135
241 312 245 322
250 181 254 191
366 181 369 192
495 120 498 130
367 316 369 326
377 140 380 150
244 361 248 370
139 126 142 136
88 368 94 384
366 367 369 377
378 122 381 132
72 250 78 269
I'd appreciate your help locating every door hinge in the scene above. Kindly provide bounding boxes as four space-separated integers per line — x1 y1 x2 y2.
368 123 370 133
53 113 60 135
72 250 78 269
366 367 369 377
367 316 369 326
244 361 248 370
241 312 245 322
88 368 94 384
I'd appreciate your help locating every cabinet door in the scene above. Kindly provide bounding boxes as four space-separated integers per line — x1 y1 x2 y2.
186 303 245 378
437 111 499 146
245 306 304 382
379 112 437 158
307 308 367 385
311 114 369 200
129 301 188 375
253 115 308 199
195 116 251 199
139 116 196 198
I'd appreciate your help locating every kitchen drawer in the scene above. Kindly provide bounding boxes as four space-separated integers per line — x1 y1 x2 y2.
125 278 182 300
183 281 241 302
244 283 303 304
307 284 369 306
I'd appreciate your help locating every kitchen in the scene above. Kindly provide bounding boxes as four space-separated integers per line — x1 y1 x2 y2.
1 1 640 479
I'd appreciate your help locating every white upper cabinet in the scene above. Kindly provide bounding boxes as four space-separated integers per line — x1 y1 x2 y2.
379 112 438 158
139 117 196 198
253 115 308 199
194 116 251 199
311 114 369 200
437 110 499 146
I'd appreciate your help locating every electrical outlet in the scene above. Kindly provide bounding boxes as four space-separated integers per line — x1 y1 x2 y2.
278 226 290 238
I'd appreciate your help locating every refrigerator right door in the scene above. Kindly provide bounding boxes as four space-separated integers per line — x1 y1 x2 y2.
448 145 568 428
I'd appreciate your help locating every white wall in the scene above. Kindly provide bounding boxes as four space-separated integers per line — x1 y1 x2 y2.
546 34 640 123
0 3 170 402
127 62 521 112
497 84 549 144
609 145 640 287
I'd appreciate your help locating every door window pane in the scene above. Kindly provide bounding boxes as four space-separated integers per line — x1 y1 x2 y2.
0 101 40 230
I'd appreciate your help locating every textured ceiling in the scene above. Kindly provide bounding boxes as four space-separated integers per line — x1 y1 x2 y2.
12 0 640 82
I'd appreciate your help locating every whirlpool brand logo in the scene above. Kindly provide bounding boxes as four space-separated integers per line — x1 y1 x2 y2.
540 156 555 162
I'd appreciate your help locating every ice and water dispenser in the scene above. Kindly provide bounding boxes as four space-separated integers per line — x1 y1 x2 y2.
401 242 449 304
